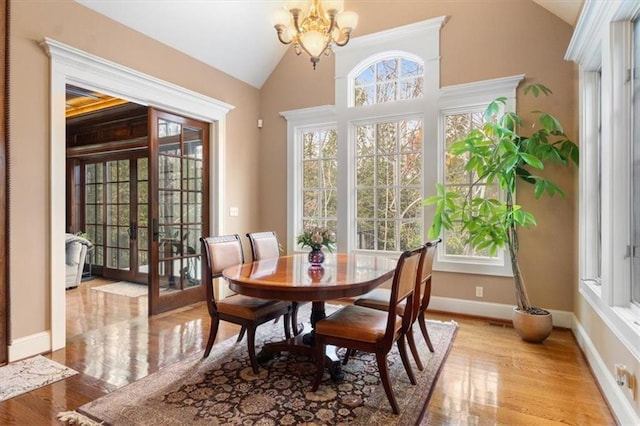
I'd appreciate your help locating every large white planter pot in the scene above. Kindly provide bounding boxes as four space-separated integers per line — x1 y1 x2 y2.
512 307 552 343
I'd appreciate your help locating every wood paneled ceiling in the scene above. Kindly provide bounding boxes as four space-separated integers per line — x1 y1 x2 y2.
66 85 128 118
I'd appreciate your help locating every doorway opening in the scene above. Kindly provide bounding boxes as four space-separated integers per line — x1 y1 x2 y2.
65 87 150 337
64 84 210 339
45 37 232 351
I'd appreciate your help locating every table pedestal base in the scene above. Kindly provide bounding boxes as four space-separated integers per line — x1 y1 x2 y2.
257 301 345 382
256 331 345 382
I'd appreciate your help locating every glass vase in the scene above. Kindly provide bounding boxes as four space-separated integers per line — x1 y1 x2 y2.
308 247 325 265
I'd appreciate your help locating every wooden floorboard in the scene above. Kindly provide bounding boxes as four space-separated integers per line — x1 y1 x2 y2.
0 278 617 425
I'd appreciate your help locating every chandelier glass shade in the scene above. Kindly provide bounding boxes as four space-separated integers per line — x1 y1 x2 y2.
272 0 359 69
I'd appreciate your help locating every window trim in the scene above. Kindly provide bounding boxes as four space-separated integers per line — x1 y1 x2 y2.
435 74 524 277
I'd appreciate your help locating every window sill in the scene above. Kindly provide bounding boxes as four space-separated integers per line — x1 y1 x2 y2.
434 256 513 277
580 282 640 359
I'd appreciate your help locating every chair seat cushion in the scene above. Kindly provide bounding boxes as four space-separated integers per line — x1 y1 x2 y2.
315 305 402 343
354 288 407 316
217 294 289 320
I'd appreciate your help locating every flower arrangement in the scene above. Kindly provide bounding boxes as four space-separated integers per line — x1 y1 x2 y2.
296 226 336 252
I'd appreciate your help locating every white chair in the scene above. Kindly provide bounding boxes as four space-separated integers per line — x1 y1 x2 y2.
65 233 92 289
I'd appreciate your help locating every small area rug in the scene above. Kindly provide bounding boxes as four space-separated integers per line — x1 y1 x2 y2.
0 355 78 402
91 281 148 298
58 309 457 425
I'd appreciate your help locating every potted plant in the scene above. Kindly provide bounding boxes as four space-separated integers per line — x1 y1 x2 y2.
424 83 579 342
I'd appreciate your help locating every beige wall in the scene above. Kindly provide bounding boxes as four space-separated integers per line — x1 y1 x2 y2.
10 0 262 339
9 0 637 417
260 0 576 311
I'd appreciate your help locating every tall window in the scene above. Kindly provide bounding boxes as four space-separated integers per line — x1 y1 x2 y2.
435 76 522 276
301 127 337 231
567 2 640 359
442 109 497 258
355 117 423 251
282 104 338 244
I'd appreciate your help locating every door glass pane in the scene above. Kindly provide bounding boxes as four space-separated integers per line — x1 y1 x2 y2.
158 119 181 155
138 157 149 275
184 126 203 159
105 159 131 271
84 158 148 278
157 119 204 291
85 163 104 267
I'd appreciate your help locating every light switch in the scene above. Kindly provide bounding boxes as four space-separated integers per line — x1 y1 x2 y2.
229 207 239 217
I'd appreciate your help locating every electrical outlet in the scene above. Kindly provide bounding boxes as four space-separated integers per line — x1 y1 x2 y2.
475 286 483 298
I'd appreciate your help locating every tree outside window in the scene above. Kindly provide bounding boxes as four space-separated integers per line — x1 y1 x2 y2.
442 110 498 258
301 128 337 232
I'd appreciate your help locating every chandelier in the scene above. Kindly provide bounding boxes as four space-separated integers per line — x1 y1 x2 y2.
272 0 359 69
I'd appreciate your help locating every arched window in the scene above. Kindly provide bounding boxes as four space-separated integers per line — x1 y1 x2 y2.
353 56 424 106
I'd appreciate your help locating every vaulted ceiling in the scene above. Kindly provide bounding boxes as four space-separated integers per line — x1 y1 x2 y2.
74 0 583 90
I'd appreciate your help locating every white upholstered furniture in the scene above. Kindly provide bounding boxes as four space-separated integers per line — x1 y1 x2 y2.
65 233 92 289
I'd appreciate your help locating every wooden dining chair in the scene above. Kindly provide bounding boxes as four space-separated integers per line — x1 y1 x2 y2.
311 246 425 414
246 231 304 336
414 238 441 354
246 231 281 261
352 239 441 371
200 234 292 374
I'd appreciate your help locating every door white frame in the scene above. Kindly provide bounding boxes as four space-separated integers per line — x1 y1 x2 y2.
41 38 234 351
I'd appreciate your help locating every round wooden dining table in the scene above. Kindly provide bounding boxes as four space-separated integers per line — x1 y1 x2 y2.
222 252 397 381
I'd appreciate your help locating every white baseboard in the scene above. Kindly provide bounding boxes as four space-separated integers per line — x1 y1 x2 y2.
429 296 573 328
8 331 51 362
572 316 640 426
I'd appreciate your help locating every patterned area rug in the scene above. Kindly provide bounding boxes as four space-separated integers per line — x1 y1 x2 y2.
91 281 148 298
0 355 78 402
59 309 457 425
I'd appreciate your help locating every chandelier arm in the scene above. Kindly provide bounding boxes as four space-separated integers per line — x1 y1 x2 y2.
291 9 303 34
333 30 352 47
325 12 337 36
274 25 294 45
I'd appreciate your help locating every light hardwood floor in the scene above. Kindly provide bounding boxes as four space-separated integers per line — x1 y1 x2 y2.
0 278 616 425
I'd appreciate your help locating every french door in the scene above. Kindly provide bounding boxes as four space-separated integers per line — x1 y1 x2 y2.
81 108 209 314
148 108 209 314
84 155 148 283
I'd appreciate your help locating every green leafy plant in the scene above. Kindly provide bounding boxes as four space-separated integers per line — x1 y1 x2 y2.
296 226 337 252
424 83 579 313
74 231 92 244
